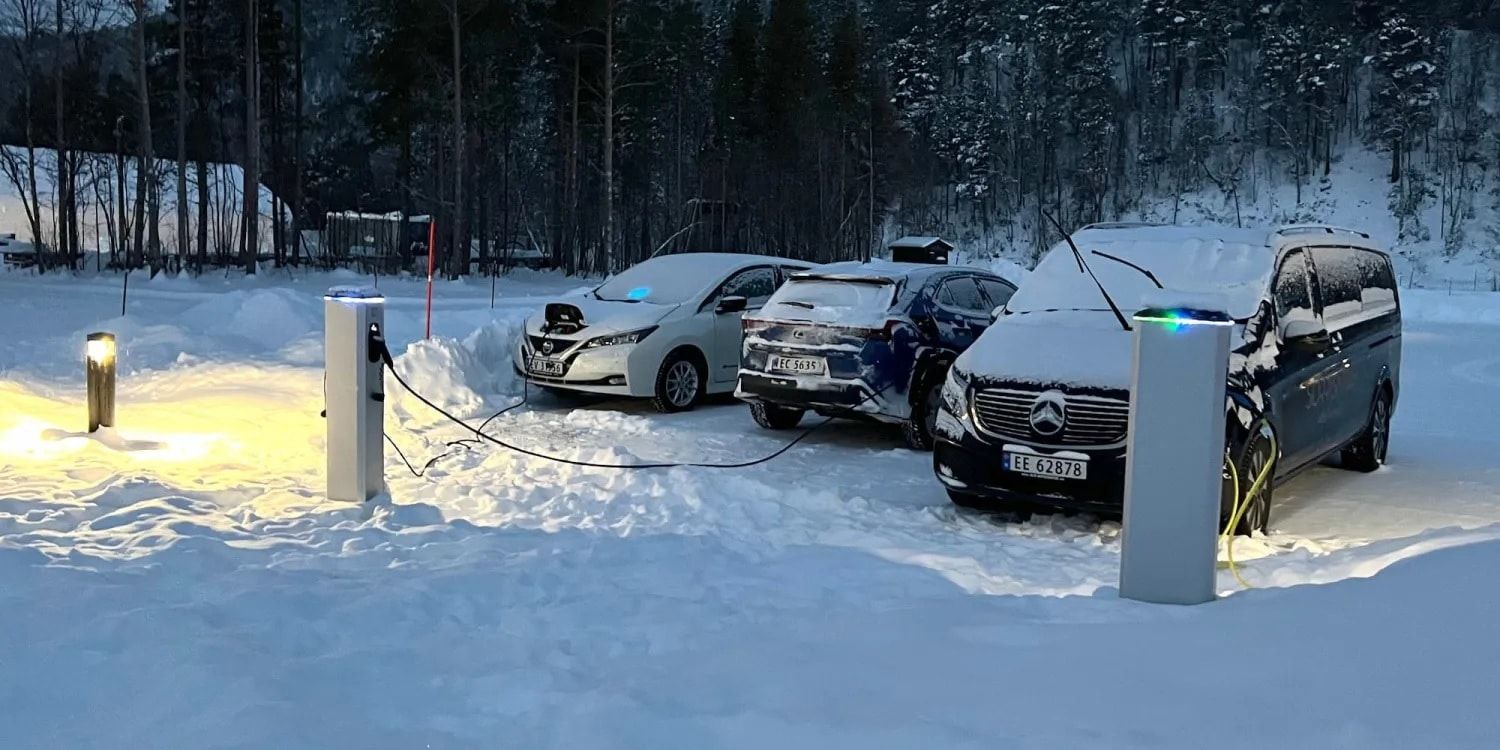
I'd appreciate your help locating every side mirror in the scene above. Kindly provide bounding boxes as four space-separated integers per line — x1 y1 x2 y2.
1282 318 1330 349
716 295 748 314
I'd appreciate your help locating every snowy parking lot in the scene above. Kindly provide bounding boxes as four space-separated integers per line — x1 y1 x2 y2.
2 270 1499 748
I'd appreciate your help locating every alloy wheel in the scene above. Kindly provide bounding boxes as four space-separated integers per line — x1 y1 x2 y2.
666 360 699 407
1241 439 1272 533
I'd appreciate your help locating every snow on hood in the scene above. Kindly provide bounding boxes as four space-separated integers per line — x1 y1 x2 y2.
525 296 678 337
957 310 1135 391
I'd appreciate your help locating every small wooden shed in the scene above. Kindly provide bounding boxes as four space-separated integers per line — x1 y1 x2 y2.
888 236 953 265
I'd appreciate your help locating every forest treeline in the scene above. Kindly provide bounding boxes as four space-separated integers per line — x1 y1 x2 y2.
1 0 1497 276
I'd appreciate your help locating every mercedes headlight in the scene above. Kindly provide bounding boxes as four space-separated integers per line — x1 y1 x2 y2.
582 326 656 349
939 366 974 432
941 366 969 411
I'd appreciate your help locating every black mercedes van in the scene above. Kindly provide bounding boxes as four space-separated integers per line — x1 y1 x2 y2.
932 224 1402 534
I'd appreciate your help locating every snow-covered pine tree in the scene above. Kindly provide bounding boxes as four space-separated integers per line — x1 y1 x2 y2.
1368 14 1441 241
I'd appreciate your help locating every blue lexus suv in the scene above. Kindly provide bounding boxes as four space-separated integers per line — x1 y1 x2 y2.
736 261 1019 450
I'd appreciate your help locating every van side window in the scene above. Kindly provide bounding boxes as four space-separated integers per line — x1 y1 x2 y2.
1354 250 1398 316
1274 250 1314 325
1309 247 1365 327
937 277 989 314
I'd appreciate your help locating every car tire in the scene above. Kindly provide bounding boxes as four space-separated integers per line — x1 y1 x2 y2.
1222 424 1275 536
750 401 804 430
902 378 944 452
652 350 704 413
1341 389 1392 473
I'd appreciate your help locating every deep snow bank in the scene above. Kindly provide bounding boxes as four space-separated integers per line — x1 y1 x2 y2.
388 317 526 427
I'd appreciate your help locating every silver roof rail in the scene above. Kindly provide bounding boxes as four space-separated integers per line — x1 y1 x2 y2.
1275 224 1372 240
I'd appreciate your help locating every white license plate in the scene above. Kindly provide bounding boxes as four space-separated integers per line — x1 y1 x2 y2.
769 355 827 375
528 357 565 376
1003 451 1087 481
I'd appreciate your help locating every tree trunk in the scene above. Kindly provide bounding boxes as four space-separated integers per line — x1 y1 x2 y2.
197 157 209 271
177 0 190 264
602 0 615 273
54 0 69 266
449 3 466 278
292 0 304 264
568 49 580 275
132 0 151 270
243 0 260 274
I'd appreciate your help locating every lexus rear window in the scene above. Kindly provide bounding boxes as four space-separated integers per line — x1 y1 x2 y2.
758 279 896 324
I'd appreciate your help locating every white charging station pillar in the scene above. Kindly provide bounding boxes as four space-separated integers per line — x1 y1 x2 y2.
325 287 386 502
1119 304 1233 605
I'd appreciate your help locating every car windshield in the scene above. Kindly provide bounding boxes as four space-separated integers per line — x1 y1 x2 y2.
1005 230 1272 320
593 255 727 305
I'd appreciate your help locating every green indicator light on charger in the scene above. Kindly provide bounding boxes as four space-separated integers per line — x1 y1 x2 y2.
1133 309 1234 332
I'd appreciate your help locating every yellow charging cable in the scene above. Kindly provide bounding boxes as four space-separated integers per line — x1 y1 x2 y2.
1220 430 1278 589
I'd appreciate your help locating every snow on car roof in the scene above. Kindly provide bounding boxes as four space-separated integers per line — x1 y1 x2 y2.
794 260 956 283
644 252 796 275
593 252 801 305
1008 224 1282 320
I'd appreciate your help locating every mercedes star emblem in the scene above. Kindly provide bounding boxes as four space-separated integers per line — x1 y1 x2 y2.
1029 390 1067 436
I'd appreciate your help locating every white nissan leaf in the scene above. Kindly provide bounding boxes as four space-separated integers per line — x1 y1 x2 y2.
517 253 813 411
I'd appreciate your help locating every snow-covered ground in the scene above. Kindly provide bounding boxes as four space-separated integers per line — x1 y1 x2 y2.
2 268 1499 748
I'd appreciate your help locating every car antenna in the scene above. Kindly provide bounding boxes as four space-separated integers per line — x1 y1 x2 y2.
1042 211 1132 332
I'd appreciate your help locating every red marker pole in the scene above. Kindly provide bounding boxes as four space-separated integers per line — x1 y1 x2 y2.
425 218 436 339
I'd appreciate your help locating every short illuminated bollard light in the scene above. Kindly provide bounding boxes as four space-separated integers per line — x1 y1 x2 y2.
85 332 117 433
1119 303 1234 606
324 287 386 503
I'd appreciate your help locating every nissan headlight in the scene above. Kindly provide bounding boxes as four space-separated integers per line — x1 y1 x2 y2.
583 326 656 349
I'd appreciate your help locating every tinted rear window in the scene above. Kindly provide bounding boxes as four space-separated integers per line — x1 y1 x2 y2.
1311 246 1397 326
758 279 896 325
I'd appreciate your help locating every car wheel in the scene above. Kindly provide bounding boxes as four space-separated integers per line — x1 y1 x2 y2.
1341 390 1392 473
1222 424 1275 536
902 379 944 452
652 351 704 413
750 401 804 430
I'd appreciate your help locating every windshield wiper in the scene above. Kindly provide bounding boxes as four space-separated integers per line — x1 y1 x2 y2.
780 301 816 310
1091 250 1163 289
1042 212 1132 332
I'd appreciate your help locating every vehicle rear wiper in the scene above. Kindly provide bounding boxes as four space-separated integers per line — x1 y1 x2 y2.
1091 250 1163 289
1042 212 1132 332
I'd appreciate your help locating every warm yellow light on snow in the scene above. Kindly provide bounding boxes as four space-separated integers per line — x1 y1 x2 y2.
0 367 325 494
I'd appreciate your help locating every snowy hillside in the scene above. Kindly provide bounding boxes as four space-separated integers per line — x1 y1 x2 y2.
938 144 1500 292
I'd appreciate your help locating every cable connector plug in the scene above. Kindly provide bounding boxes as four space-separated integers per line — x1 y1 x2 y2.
368 323 394 366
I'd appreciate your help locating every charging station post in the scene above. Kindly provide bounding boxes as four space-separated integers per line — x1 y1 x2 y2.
1119 303 1233 605
325 287 386 502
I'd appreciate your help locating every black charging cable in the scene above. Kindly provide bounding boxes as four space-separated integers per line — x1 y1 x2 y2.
374 336 889 471
381 324 535 479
